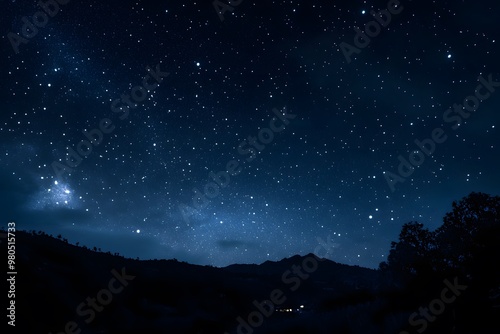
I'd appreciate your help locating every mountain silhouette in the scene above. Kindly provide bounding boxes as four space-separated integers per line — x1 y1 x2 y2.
9 193 500 333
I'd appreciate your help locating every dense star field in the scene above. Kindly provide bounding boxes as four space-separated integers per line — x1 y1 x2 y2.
1 0 499 268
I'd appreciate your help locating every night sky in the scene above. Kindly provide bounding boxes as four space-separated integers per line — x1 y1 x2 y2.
1 0 499 269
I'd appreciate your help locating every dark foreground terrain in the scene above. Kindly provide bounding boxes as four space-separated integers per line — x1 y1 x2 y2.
7 192 500 333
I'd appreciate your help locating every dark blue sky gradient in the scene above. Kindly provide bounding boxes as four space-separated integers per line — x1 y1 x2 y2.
1 0 499 268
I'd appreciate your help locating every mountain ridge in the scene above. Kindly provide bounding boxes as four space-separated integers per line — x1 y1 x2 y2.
14 230 388 333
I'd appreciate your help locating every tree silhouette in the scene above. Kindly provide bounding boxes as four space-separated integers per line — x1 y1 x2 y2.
435 192 500 272
381 192 500 278
384 221 435 276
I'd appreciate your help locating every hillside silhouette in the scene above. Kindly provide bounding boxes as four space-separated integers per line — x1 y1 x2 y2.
8 192 500 333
